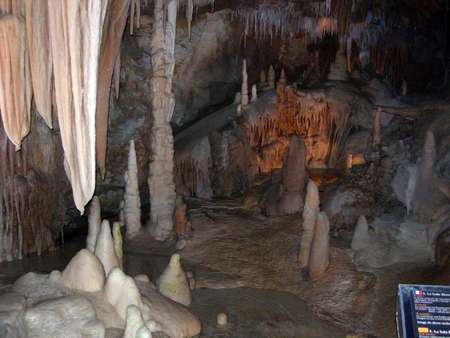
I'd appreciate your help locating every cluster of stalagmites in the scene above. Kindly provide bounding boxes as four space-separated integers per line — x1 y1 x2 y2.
298 180 330 280
0 194 200 338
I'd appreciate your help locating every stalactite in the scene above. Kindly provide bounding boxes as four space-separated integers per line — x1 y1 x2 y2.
0 14 31 150
148 0 177 241
25 0 52 129
96 0 131 179
186 0 193 40
124 140 142 239
241 59 249 107
47 0 108 213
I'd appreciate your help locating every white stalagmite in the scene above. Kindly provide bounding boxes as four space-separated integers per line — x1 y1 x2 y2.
0 14 31 150
373 108 382 146
25 0 53 128
125 140 142 239
157 253 192 306
113 222 123 269
148 0 177 241
241 59 249 106
123 305 145 338
268 65 275 89
104 267 145 321
351 215 369 251
251 84 258 102
279 68 287 86
95 220 120 276
61 249 105 292
47 0 108 213
298 180 320 269
308 211 330 280
136 326 152 338
87 196 101 253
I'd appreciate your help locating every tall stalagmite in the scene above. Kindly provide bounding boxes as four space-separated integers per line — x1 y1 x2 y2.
96 0 131 178
0 14 31 150
308 211 330 280
124 140 142 239
298 180 320 269
241 59 249 106
25 0 52 128
47 0 108 213
148 0 177 241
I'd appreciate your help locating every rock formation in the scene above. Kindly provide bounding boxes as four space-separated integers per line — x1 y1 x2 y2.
86 196 101 253
94 220 120 276
308 211 330 280
148 0 177 241
268 65 275 88
157 253 192 306
298 180 320 269
61 249 105 293
351 215 369 251
104 268 144 321
241 59 249 106
113 222 124 269
251 84 258 102
0 14 31 150
125 140 142 239
266 136 306 215
123 305 145 338
373 108 382 146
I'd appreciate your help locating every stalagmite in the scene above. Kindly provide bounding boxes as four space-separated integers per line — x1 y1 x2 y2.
95 220 120 276
25 0 52 128
123 305 145 338
47 0 108 213
125 140 142 239
241 59 249 106
298 180 320 269
0 14 31 149
351 215 369 251
373 108 382 146
136 326 152 338
279 68 287 86
251 84 258 102
268 65 275 88
113 222 123 269
308 211 330 280
61 249 105 292
104 267 144 321
148 0 177 241
157 253 192 306
260 69 266 86
96 0 132 178
86 196 101 253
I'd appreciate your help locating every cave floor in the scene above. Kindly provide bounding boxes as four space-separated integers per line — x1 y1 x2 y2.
0 199 446 338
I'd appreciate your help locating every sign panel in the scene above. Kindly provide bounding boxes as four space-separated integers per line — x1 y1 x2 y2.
397 284 450 338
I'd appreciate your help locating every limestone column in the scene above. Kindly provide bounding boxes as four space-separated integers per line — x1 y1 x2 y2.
148 0 177 241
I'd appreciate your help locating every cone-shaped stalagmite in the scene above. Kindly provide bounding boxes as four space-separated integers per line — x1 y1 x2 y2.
96 0 131 178
48 0 108 213
95 220 120 276
157 253 192 306
148 0 177 241
86 196 101 253
61 249 105 292
125 140 142 239
0 14 31 149
308 211 330 280
268 65 275 88
241 59 249 106
25 0 52 128
298 180 320 269
351 215 369 251
251 84 258 102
